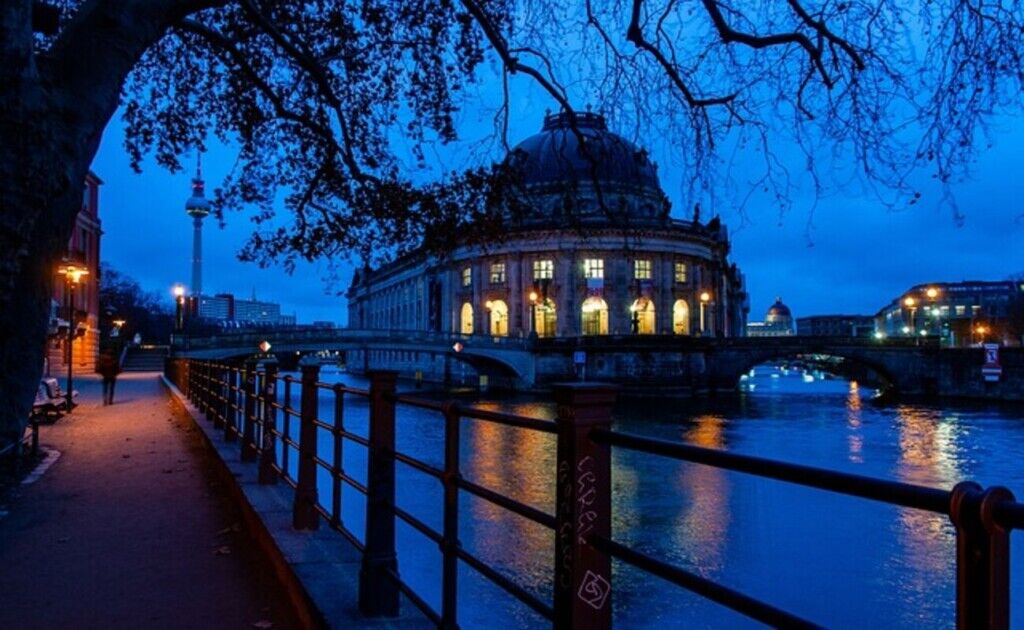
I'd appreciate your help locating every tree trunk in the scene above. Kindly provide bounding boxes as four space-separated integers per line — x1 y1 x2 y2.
0 0 208 445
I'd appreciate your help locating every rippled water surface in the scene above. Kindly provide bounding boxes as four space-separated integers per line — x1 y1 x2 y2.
280 368 1024 628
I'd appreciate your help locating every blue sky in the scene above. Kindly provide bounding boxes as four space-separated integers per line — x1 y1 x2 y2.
91 87 1024 325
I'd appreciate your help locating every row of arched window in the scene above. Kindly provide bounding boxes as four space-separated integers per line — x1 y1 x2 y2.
459 297 693 336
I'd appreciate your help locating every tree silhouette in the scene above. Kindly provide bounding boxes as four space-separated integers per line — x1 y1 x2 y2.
1 0 1022 441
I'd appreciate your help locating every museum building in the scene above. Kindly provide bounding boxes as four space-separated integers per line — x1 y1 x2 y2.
346 112 749 356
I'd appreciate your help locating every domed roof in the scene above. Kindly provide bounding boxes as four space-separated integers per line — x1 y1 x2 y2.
508 112 661 192
766 297 792 320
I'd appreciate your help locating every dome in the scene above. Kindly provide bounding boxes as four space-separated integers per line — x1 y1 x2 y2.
503 111 669 228
765 297 792 322
509 112 660 191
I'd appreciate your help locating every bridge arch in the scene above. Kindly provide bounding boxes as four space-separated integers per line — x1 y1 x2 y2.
723 346 897 393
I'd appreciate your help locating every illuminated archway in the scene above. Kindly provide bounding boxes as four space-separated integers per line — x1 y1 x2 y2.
460 302 474 335
534 299 557 337
581 297 609 335
488 300 509 336
673 299 690 335
631 298 656 334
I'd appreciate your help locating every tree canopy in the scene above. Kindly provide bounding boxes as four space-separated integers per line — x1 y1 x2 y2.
39 0 1024 269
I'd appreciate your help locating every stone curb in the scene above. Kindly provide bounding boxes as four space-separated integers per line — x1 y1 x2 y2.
160 376 431 629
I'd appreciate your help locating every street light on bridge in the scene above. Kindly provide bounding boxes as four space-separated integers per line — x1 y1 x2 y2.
699 291 711 336
903 296 917 334
173 284 186 332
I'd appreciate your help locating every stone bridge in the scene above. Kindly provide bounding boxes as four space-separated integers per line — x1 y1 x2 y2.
173 329 1023 400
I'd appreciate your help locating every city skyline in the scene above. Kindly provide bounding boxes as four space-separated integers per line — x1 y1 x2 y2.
92 100 1024 325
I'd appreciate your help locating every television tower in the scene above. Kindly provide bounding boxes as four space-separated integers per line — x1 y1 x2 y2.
185 154 211 298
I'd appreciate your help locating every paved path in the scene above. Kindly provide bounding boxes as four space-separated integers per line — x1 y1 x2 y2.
0 373 297 629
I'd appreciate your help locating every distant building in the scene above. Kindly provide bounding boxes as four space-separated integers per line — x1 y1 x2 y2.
48 172 102 374
875 280 1024 346
197 292 295 326
746 297 795 337
797 315 875 337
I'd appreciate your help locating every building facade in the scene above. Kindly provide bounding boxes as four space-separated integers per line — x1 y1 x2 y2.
745 298 795 337
197 292 296 326
796 315 875 337
875 280 1024 346
48 172 103 374
346 112 749 380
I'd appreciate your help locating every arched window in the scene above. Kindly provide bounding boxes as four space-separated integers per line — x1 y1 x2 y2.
581 297 609 335
534 299 557 337
630 298 656 334
488 300 509 336
673 299 690 335
460 302 474 335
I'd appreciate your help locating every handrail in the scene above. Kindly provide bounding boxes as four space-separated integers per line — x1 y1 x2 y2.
589 427 951 514
166 357 1024 629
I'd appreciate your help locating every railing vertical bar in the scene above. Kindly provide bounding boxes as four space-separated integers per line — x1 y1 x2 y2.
440 402 461 629
259 362 279 485
331 384 345 528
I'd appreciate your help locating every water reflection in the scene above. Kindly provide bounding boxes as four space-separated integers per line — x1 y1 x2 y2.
847 381 864 464
674 416 730 575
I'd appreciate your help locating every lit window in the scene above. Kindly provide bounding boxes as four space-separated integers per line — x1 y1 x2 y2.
584 258 604 279
674 262 688 283
462 267 472 287
955 305 966 316
533 259 553 280
634 259 652 280
489 262 506 284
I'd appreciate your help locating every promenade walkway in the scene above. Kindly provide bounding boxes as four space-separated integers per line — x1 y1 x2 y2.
0 373 296 629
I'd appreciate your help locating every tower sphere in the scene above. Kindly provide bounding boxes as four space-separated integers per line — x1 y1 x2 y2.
185 177 211 218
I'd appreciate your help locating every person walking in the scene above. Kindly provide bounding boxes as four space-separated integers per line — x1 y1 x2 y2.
97 349 121 405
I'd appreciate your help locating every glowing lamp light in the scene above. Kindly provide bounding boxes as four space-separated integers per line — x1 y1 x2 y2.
112 319 126 328
259 340 272 353
700 291 711 303
58 262 90 284
173 284 186 298
919 330 928 336
903 296 916 307
926 287 939 299
484 300 493 310
873 331 885 340
528 291 539 303
901 326 911 334
452 341 464 353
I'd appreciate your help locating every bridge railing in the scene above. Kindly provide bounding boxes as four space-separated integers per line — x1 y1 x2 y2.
166 357 1023 629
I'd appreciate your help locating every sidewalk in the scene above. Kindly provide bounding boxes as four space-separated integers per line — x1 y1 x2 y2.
0 373 296 629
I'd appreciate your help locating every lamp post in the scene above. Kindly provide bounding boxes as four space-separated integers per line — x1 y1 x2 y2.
903 296 917 335
699 291 711 336
173 284 186 332
975 325 988 345
57 261 89 412
528 290 539 338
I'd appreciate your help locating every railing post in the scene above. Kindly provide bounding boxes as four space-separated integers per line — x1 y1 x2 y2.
241 358 259 462
950 481 1014 629
225 367 238 442
552 383 616 630
440 402 461 629
330 384 345 528
259 360 279 485
359 370 400 617
213 365 226 430
293 362 321 530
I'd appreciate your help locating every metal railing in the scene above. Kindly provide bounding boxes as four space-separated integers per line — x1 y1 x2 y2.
166 357 1022 629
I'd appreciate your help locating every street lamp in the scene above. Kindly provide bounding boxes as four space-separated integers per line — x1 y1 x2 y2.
528 290 539 337
975 325 988 344
173 284 186 331
699 291 711 336
259 340 272 354
57 261 89 412
903 296 917 334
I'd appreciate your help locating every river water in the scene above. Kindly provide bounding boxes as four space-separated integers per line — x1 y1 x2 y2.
282 367 1024 628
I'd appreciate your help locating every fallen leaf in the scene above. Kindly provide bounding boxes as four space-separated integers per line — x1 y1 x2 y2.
252 621 273 629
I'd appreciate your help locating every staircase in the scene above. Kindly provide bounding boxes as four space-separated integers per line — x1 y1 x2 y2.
121 346 169 372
